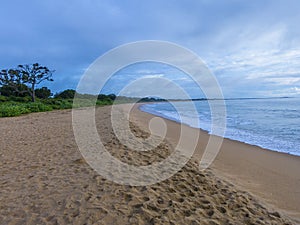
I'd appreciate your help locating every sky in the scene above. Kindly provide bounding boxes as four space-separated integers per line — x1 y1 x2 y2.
1 0 300 98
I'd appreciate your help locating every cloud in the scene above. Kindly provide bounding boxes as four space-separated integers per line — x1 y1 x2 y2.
264 77 300 86
1 0 300 97
142 74 165 79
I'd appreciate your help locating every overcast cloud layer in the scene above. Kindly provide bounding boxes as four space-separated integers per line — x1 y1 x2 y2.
1 0 300 98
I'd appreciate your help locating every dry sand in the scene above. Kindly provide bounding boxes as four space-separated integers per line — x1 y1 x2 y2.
0 105 299 224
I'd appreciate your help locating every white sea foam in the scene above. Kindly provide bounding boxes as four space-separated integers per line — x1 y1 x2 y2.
140 98 300 156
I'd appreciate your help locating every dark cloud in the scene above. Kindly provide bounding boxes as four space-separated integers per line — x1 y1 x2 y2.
0 0 300 97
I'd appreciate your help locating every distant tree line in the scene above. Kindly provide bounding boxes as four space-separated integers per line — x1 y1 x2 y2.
0 64 117 103
0 63 167 104
54 89 117 102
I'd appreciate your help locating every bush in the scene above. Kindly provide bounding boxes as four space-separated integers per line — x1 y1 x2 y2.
8 96 32 103
0 84 30 97
35 87 52 99
0 93 115 117
0 104 30 117
0 101 53 117
0 95 7 102
25 102 53 112
96 99 112 106
54 89 76 99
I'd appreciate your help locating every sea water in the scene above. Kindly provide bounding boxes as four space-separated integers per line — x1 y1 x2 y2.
140 98 300 156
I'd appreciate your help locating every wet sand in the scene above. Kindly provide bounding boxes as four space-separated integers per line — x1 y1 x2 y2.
132 104 300 222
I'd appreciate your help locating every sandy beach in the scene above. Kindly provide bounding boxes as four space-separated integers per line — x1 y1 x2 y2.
1 104 299 224
132 104 300 221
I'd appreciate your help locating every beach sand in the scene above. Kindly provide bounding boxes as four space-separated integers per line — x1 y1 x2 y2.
0 105 299 224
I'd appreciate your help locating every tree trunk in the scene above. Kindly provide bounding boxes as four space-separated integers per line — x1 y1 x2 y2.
31 84 35 102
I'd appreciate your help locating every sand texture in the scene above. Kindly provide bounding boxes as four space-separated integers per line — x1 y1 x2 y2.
131 104 300 222
0 106 298 224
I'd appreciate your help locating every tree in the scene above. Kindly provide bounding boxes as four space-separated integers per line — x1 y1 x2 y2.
54 89 76 99
0 84 30 97
108 94 116 101
0 69 28 96
35 87 52 99
0 63 54 102
97 93 116 101
18 63 54 102
97 94 108 101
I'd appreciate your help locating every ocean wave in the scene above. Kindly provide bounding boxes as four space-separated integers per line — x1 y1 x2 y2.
140 98 300 157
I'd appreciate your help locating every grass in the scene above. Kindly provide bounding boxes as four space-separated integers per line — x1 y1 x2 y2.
0 98 113 117
0 94 164 118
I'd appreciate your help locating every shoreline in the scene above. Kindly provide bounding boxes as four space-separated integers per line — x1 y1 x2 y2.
139 104 300 158
132 103 300 221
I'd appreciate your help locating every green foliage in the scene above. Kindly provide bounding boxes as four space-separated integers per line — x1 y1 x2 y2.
0 103 30 117
43 98 73 109
138 97 167 102
96 99 112 106
107 94 116 100
98 94 116 101
8 96 32 103
0 84 30 97
0 90 135 117
0 102 53 117
0 95 8 102
0 69 23 93
25 102 53 112
54 89 76 99
0 63 54 102
35 87 52 99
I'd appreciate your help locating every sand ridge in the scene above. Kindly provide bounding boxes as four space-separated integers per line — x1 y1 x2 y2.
0 106 297 224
